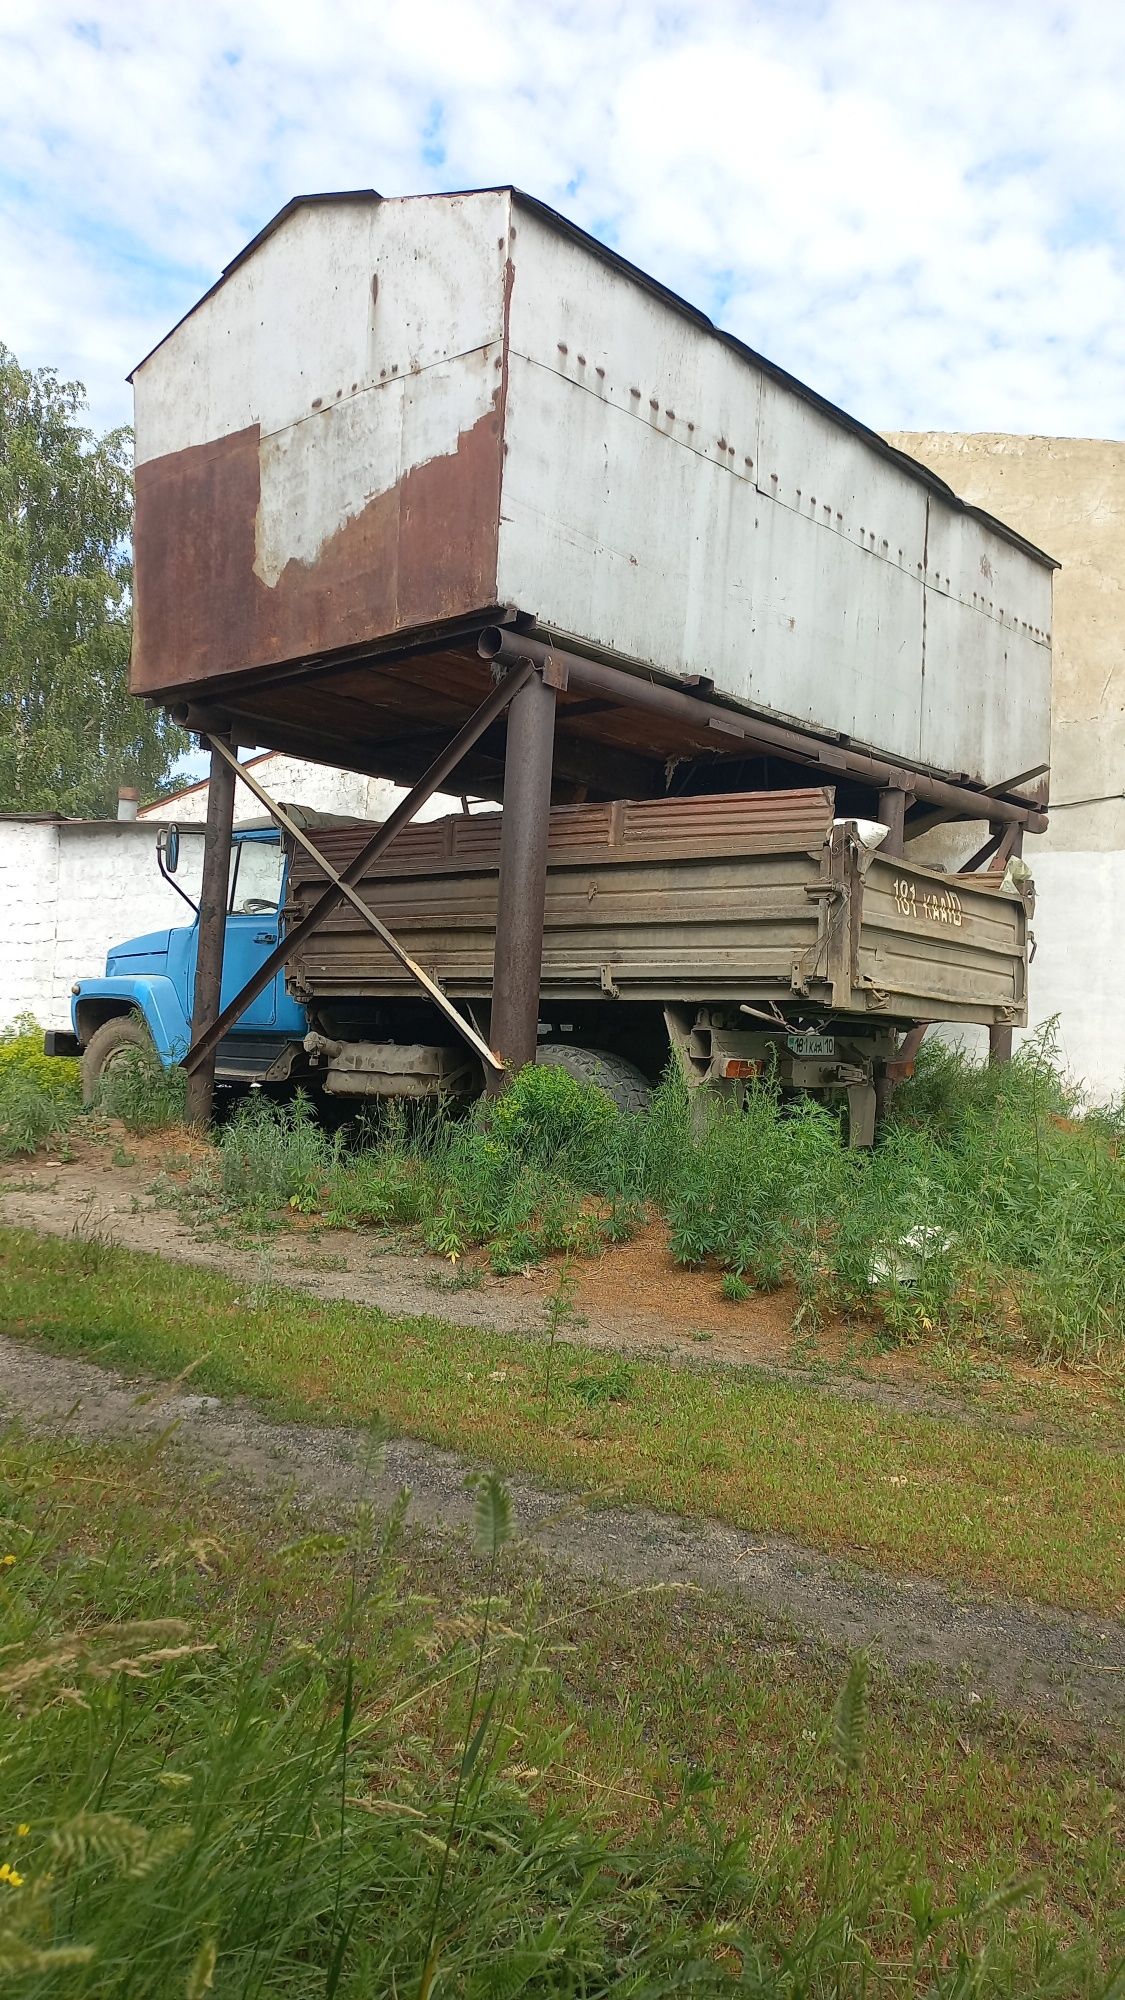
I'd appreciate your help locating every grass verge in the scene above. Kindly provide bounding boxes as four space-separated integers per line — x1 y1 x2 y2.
1 1425 1120 1993
2 1226 1121 1616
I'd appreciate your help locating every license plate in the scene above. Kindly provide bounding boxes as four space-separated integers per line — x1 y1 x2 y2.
787 1032 834 1058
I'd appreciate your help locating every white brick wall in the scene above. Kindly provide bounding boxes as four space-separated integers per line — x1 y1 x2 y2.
0 820 204 1034
0 823 61 1028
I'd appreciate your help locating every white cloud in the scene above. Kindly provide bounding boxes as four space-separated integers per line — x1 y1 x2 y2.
1 0 1124 438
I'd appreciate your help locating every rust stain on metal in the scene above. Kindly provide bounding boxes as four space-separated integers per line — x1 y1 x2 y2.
131 396 504 697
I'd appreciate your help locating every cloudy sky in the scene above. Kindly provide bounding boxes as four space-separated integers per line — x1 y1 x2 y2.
2 0 1123 444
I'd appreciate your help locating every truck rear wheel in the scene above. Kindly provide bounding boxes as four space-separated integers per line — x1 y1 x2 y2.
81 1013 157 1107
535 1042 652 1114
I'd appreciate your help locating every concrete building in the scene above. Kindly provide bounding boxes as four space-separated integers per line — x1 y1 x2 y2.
137 750 462 827
885 433 1125 1103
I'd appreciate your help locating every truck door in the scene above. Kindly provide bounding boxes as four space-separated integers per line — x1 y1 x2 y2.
221 834 286 1031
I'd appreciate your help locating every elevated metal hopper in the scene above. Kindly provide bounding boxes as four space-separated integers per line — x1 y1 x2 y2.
130 187 1054 819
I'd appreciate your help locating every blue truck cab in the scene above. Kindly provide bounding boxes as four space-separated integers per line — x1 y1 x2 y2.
67 827 308 1102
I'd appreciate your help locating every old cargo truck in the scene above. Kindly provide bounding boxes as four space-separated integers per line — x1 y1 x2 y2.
70 787 1033 1143
106 185 1054 1128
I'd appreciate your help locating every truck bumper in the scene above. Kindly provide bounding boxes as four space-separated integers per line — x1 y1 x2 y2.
43 1029 80 1060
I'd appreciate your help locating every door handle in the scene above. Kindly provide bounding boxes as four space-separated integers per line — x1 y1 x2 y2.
254 931 277 945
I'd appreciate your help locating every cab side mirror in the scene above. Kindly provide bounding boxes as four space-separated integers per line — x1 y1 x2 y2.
157 824 181 874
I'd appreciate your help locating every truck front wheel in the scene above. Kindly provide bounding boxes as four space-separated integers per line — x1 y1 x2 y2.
81 1014 158 1108
535 1043 652 1114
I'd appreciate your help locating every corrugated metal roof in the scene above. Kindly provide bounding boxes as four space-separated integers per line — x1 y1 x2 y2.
128 186 1057 570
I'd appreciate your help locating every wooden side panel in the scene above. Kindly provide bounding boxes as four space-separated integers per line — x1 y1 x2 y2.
285 788 833 1003
283 791 1029 1023
296 786 837 876
287 849 826 1005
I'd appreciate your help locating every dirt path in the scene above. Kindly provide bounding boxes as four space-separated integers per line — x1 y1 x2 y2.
1 1147 1111 1445
2 1330 1122 1736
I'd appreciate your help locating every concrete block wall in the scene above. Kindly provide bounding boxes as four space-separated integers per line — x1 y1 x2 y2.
0 822 61 1028
0 820 204 1034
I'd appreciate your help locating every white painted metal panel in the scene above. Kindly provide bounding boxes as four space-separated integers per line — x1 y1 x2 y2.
252 341 502 587
506 202 762 485
134 191 508 598
498 200 1052 789
132 192 511 686
499 209 925 759
499 352 743 677
918 503 1053 783
738 481 924 750
920 589 1050 785
754 377 928 586
499 340 927 753
135 192 510 464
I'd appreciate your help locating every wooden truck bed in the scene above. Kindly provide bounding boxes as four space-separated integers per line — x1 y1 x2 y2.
283 789 1029 1029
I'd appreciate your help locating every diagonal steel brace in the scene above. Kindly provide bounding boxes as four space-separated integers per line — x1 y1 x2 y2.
181 662 535 1077
203 737 501 1072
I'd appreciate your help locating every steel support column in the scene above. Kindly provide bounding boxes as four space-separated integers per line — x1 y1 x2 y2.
988 822 1023 1066
487 668 557 1087
184 736 237 1128
877 786 907 855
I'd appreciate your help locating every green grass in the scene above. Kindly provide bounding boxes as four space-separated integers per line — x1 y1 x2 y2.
2 1226 1121 1616
195 1038 1125 1367
528 1580 1124 1975
1 1427 1120 1994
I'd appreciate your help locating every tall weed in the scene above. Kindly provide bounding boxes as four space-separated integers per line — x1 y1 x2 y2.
652 1036 1124 1363
911 1036 1125 1361
218 1041 1122 1366
94 1044 187 1134
327 1067 635 1273
0 1018 79 1160
217 1092 344 1217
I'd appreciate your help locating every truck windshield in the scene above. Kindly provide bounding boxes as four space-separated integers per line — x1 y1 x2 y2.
228 841 283 915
